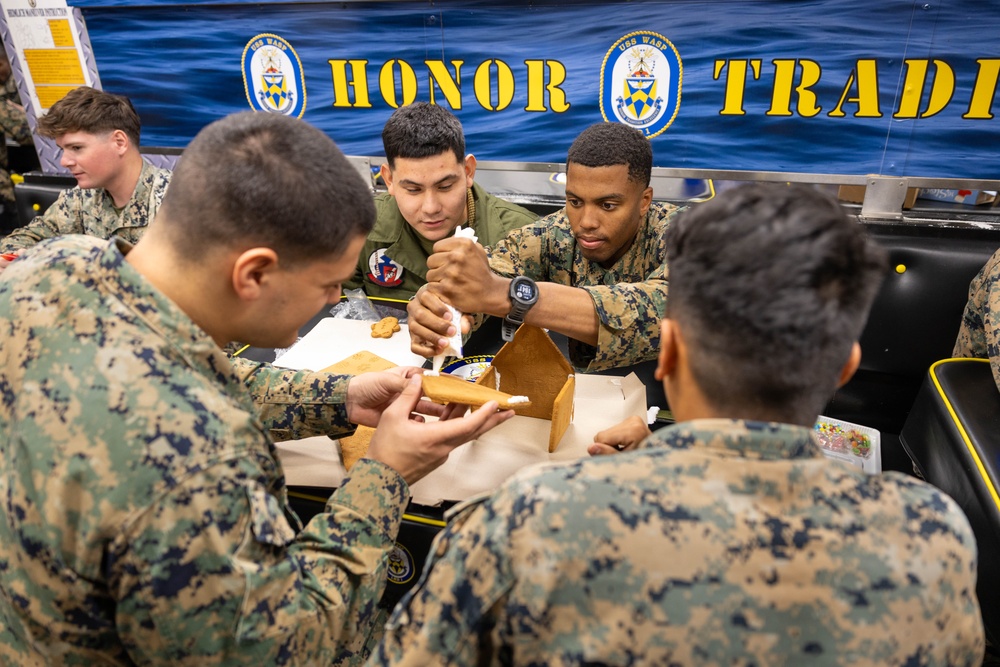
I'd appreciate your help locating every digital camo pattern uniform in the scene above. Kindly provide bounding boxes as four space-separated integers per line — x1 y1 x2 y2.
0 96 31 204
0 159 170 253
0 236 411 666
487 201 679 372
953 246 1000 391
346 182 537 301
0 76 19 103
374 419 985 667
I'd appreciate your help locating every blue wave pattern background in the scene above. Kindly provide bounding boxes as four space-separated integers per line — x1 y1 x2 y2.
74 0 1000 178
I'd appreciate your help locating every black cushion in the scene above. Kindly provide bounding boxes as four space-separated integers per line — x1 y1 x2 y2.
858 226 999 379
900 358 1000 645
13 173 76 226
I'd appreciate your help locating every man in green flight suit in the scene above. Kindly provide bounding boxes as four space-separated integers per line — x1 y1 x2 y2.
345 102 537 301
0 86 170 270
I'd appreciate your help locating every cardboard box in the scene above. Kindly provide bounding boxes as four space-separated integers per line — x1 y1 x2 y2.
917 188 997 206
838 184 918 209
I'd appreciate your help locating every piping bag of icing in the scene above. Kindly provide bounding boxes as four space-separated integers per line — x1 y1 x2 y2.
432 225 478 371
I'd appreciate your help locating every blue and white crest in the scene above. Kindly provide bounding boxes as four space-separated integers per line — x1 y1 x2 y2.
386 543 414 585
242 33 307 118
600 31 682 138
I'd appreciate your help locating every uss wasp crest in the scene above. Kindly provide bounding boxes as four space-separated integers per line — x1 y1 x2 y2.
600 31 682 137
242 33 307 117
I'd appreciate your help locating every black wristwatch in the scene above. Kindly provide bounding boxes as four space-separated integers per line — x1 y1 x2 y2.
502 276 539 341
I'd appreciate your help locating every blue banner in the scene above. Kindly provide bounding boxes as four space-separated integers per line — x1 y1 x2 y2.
72 0 1000 179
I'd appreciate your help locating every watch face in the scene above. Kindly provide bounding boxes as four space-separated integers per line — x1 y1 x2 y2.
514 281 536 301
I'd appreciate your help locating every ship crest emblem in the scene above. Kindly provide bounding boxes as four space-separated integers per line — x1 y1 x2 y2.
601 31 682 137
386 544 414 585
242 33 307 118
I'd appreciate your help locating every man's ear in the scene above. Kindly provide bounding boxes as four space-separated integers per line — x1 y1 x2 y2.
639 185 654 217
110 129 130 155
837 341 862 388
463 153 477 187
380 163 394 194
654 319 679 382
231 247 279 302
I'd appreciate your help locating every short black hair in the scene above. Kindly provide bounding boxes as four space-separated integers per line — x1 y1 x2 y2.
159 112 374 263
566 123 652 187
381 102 465 168
666 183 888 424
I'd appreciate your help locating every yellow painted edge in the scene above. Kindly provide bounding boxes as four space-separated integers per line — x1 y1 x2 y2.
340 295 411 305
929 358 1000 513
399 513 447 528
287 490 447 527
690 179 715 203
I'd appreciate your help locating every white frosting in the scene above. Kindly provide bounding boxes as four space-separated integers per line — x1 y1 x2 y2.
507 395 530 404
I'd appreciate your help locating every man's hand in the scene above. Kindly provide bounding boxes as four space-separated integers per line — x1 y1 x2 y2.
587 415 651 456
0 253 17 274
424 237 507 313
366 375 515 485
345 367 431 428
407 237 508 358
406 287 474 358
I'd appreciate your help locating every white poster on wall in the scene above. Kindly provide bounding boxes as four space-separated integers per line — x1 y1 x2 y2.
1 0 92 114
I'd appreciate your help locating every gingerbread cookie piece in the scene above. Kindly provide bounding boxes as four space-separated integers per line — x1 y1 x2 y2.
421 371 531 411
370 316 401 339
320 351 397 470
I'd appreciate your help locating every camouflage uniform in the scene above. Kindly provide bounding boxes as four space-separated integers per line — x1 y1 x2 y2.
0 236 410 666
953 246 1000 391
0 75 19 103
0 95 31 205
373 419 985 666
346 182 537 301
0 158 170 253
487 201 680 372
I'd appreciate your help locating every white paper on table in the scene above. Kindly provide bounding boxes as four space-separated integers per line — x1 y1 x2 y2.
277 372 648 506
272 318 426 371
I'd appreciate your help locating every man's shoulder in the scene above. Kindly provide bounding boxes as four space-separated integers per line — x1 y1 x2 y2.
6 236 111 280
517 208 571 237
874 470 976 534
145 161 173 183
44 183 112 216
647 201 683 226
369 192 406 242
981 246 1000 282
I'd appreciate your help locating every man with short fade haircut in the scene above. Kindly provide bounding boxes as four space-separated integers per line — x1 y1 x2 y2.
375 184 985 666
407 121 681 371
953 246 1000 392
346 101 536 300
0 112 512 666
0 86 170 267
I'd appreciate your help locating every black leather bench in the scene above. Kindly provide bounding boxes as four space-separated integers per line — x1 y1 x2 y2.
824 221 1000 474
900 359 1000 645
